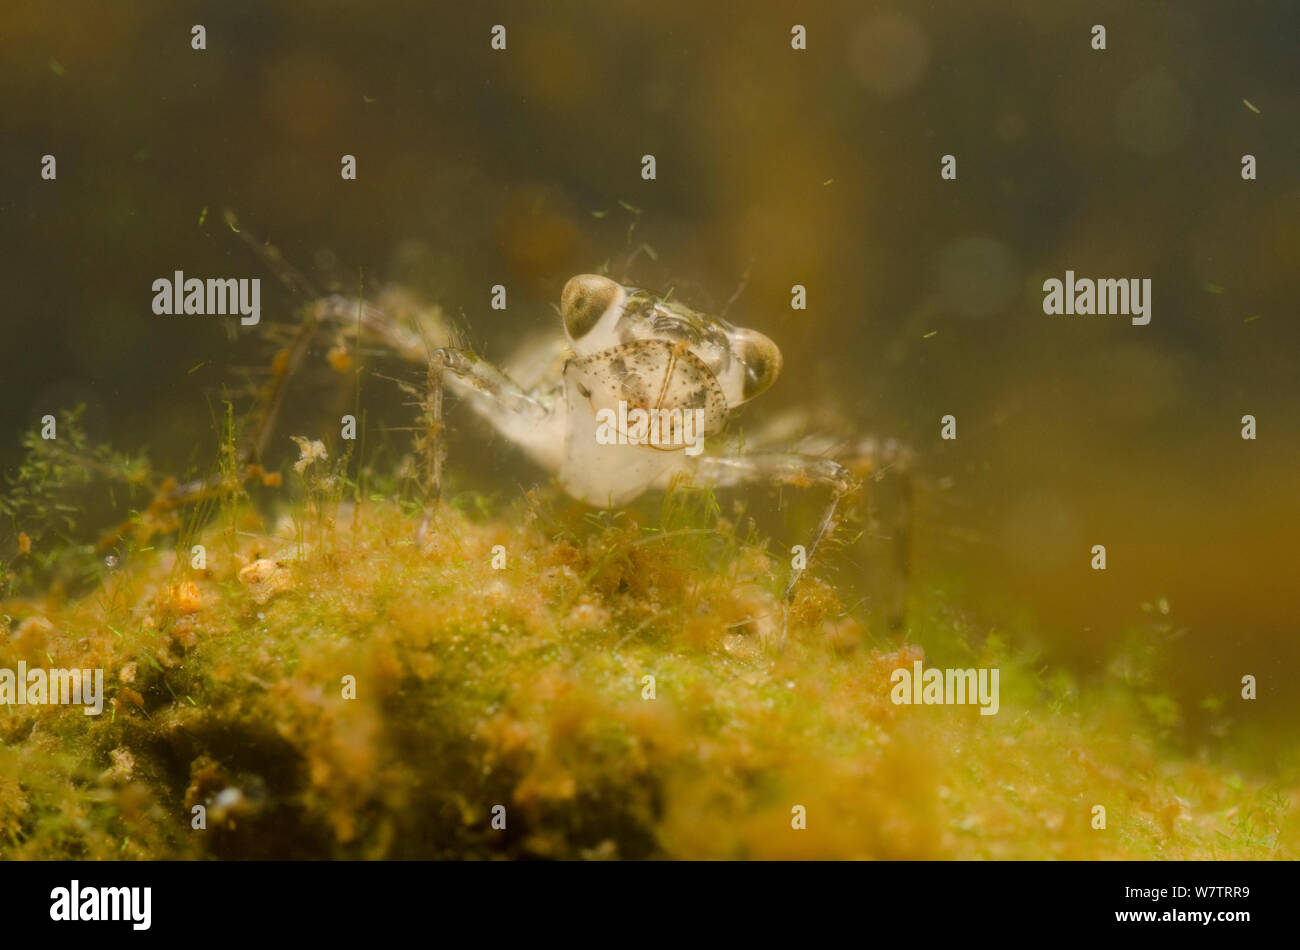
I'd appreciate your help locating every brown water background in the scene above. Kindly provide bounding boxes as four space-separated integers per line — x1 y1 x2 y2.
1 2 1297 734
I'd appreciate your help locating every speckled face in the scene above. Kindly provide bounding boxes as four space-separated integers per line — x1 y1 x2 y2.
567 339 729 442
559 274 783 409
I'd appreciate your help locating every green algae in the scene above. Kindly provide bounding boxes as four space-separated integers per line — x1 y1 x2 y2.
0 414 1296 860
0 492 1295 859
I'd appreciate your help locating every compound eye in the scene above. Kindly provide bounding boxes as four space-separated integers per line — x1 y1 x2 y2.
561 274 620 343
734 329 782 402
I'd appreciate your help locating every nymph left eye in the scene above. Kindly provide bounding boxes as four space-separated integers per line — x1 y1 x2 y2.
732 329 783 403
561 274 620 343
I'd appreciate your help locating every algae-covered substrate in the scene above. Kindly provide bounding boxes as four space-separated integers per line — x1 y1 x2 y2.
2 475 1296 861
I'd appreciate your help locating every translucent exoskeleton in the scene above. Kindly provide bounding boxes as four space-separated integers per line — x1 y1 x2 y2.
415 274 906 603
219 216 912 619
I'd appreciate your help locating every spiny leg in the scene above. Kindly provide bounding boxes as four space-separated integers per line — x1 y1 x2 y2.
418 347 556 540
225 210 445 461
155 212 446 539
98 293 333 548
687 453 858 600
128 298 430 536
309 293 437 365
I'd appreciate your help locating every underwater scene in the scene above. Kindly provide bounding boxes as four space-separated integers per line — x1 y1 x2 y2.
1 1 1297 864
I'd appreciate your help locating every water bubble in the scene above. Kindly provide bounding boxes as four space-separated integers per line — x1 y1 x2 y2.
103 555 118 570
